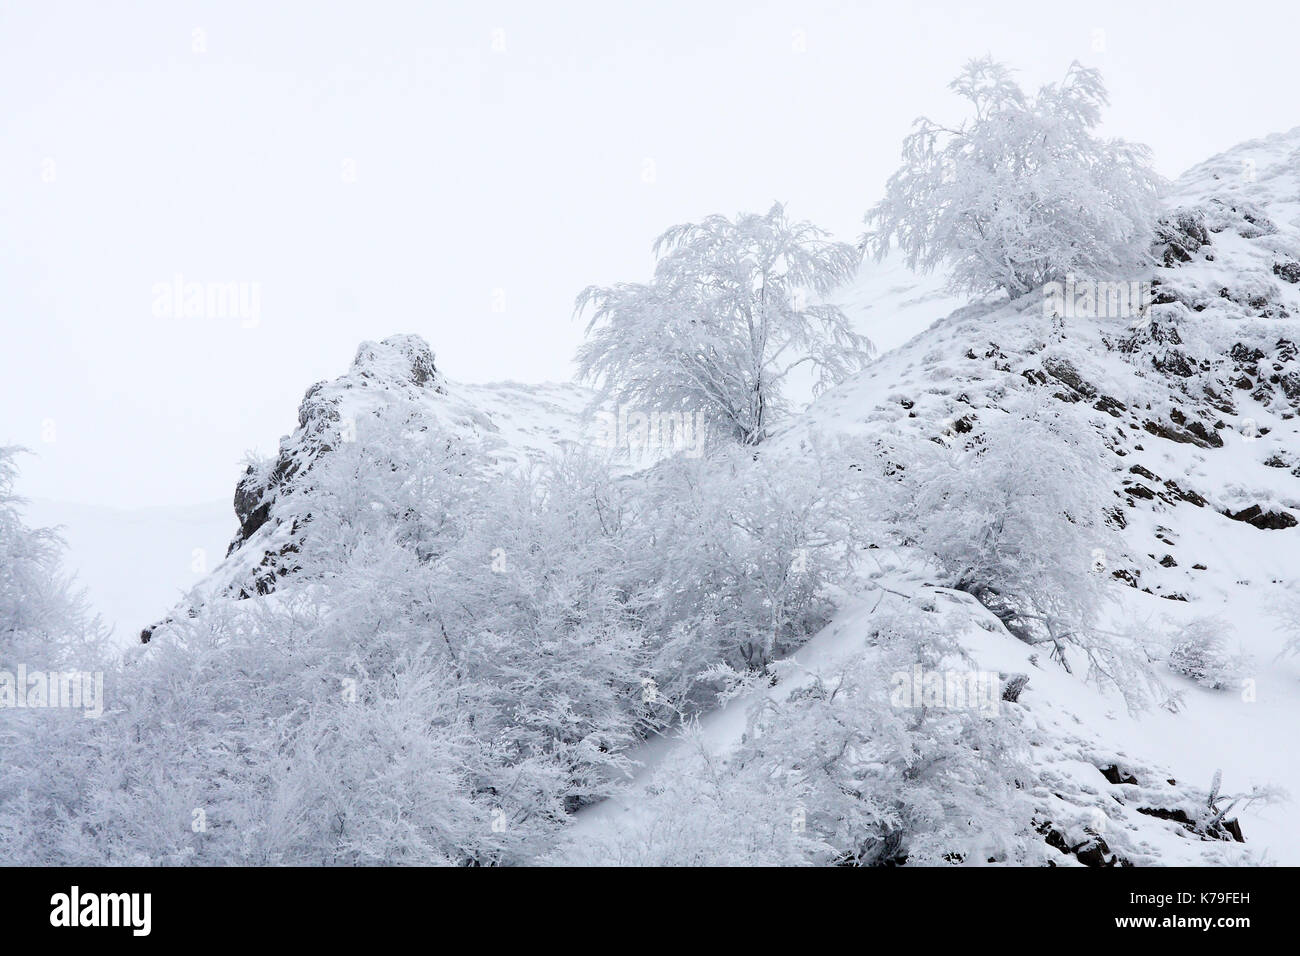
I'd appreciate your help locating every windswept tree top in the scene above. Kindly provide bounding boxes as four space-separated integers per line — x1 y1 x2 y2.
866 58 1164 297
575 203 869 445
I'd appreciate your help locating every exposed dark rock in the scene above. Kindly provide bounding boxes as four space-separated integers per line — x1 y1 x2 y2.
1094 394 1126 417
1152 350 1196 378
1274 260 1300 284
1142 418 1223 449
1137 806 1245 843
1185 420 1224 447
1231 343 1265 365
1041 823 1070 854
1042 357 1098 399
1112 568 1140 587
1202 385 1235 415
1164 480 1207 508
1001 673 1029 703
1138 806 1194 826
1154 208 1210 265
1280 372 1300 403
1073 837 1115 867
1224 505 1297 530
1100 765 1139 786
231 464 283 552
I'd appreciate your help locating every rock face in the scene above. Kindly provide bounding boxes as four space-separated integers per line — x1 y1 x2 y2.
141 333 594 641
1224 505 1298 530
772 130 1300 859
227 335 446 556
1154 207 1210 266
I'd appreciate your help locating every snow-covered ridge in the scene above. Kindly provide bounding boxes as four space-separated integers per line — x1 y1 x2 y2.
572 129 1300 865
141 335 594 639
141 129 1300 865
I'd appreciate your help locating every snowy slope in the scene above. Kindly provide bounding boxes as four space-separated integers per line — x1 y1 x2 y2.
127 130 1300 865
122 265 950 645
563 128 1300 866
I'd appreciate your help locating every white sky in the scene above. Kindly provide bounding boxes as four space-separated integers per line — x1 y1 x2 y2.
3 0 1296 508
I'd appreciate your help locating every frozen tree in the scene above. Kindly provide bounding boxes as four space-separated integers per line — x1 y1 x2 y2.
576 203 870 445
897 399 1153 707
727 612 1039 865
901 400 1113 631
1273 594 1300 660
0 406 882 864
867 58 1163 297
0 447 106 664
0 448 113 864
1166 617 1250 691
624 436 874 715
267 408 645 858
564 609 1041 866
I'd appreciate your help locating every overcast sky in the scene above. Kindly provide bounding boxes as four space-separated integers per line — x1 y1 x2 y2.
3 0 1295 508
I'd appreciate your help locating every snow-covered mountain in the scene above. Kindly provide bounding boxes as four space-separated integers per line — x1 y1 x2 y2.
139 335 596 640
565 128 1300 865
126 129 1300 866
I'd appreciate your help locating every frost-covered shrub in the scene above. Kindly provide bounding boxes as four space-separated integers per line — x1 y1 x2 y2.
729 612 1038 865
0 446 108 668
1273 594 1300 661
0 447 115 865
561 609 1041 866
1167 617 1249 690
894 399 1158 709
553 727 830 866
900 401 1110 639
624 437 874 716
0 402 879 863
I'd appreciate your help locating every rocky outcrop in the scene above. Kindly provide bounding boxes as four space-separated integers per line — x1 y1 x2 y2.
226 335 445 557
1153 207 1210 266
1223 505 1297 530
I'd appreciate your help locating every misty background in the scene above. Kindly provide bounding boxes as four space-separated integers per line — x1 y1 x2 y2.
2 0 1295 636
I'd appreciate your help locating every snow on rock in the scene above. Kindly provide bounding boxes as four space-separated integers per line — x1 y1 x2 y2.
565 128 1300 865
141 334 595 642
137 128 1300 865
